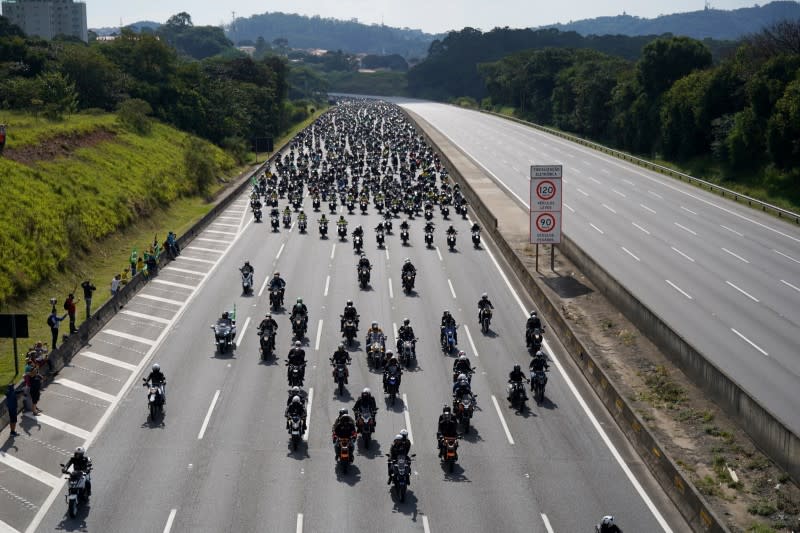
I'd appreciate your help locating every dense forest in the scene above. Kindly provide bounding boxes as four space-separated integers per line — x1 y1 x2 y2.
477 22 800 196
0 13 307 159
545 1 800 41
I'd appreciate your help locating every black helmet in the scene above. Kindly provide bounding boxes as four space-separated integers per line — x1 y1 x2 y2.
443 406 451 414
403 318 410 326
346 300 353 306
513 364 521 372
339 408 348 416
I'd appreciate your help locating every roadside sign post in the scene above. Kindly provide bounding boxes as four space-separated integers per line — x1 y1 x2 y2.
0 314 29 377
529 165 563 271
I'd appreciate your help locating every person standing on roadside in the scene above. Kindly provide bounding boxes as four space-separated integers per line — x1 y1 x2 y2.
47 309 66 349
64 293 77 334
110 274 121 296
130 249 138 276
81 280 96 319
5 384 19 437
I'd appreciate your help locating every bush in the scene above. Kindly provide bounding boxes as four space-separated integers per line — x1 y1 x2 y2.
117 98 153 135
221 136 249 165
184 137 218 196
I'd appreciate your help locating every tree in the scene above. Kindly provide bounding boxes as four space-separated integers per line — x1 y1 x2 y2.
165 12 193 30
116 98 153 134
766 76 800 169
35 71 78 119
636 36 712 97
58 44 122 109
660 70 714 160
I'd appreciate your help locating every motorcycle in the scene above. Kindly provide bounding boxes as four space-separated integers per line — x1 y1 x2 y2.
424 208 433 221
479 307 492 333
528 327 544 352
507 380 528 411
356 407 376 447
335 436 355 473
271 215 279 231
342 319 358 346
400 229 409 245
283 213 292 228
347 201 355 213
269 287 284 310
254 208 262 223
388 454 415 502
447 232 457 250
402 272 415 293
384 370 400 406
292 315 307 340
329 201 337 214
453 393 476 434
441 324 457 353
331 360 350 396
312 197 321 211
376 229 385 248
441 205 450 219
358 265 370 288
383 217 393 234
531 370 549 404
319 222 328 238
399 339 417 367
241 271 253 296
353 234 363 254
143 378 165 421
211 320 235 353
440 436 460 472
367 339 385 369
60 465 90 518
286 363 305 387
259 328 276 360
472 229 481 248
288 413 304 450
338 225 347 241
298 218 307 233
424 230 434 248
360 200 368 214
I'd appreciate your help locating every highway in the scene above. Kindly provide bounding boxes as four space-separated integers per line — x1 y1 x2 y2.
394 99 800 436
0 104 688 532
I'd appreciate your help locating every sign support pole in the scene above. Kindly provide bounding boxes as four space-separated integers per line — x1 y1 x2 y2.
551 245 555 271
535 244 539 272
11 313 18 377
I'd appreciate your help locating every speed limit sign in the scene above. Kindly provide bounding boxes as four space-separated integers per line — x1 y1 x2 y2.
530 211 561 244
529 164 563 244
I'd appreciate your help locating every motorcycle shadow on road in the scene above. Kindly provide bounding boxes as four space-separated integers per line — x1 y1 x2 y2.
332 388 353 402
359 439 383 459
459 425 485 444
286 442 310 459
442 463 470 482
534 397 558 411
390 488 419 515
335 463 361 486
141 412 166 429
56 503 91 531
383 395 406 414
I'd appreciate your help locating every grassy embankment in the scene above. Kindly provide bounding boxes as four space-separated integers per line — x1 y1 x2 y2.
0 105 327 385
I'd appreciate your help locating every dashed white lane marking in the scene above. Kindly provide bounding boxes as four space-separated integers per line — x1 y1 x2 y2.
781 279 800 293
680 206 697 215
577 188 589 196
103 329 157 345
388 278 394 299
541 513 555 533
726 281 759 303
205 229 237 236
211 222 239 228
602 204 616 214
153 279 196 290
303 388 314 442
589 177 601 184
774 249 800 264
491 395 515 445
640 204 656 214
314 320 323 351
674 222 697 236
258 276 270 297
276 243 285 260
139 294 184 306
385 247 390 260
330 244 336 260
296 513 304 533
621 247 640 262
632 222 651 235
197 390 221 440
81 351 137 371
665 280 693 300
217 216 240 221
176 255 216 265
186 247 224 254
722 248 750 264
237 317 251 348
731 328 768 356
53 378 115 403
0 451 61 489
195 237 227 244
165 267 206 276
563 202 575 213
648 190 663 199
720 224 743 237
23 412 90 440
402 393 414 445
324 276 330 297
163 509 177 533
447 279 457 299
422 515 431 533
436 246 443 261
464 324 479 358
589 223 604 235
120 310 172 325
671 247 695 263
612 189 627 198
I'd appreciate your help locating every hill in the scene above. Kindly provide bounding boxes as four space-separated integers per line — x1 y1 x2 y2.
228 12 439 59
543 1 800 40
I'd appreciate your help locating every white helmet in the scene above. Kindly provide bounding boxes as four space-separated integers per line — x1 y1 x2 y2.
75 447 85 456
536 350 545 358
601 516 614 526
291 386 300 393
363 388 371 395
400 429 408 439
404 258 410 264
152 363 160 371
459 354 467 362
458 373 467 381
295 341 301 347
394 434 403 441
292 396 301 404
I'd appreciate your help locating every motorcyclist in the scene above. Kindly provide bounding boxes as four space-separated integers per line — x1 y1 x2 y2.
298 209 307 224
337 215 348 231
366 321 385 347
291 298 308 327
240 261 254 277
352 225 364 238
268 272 286 302
424 221 435 234
331 408 357 459
143 363 166 404
437 406 458 457
526 310 542 346
471 222 481 233
477 292 494 321
446 224 458 237
598 516 622 533
396 318 416 353
401 258 416 279
285 395 307 431
387 429 412 485
452 352 472 380
353 387 377 416
383 353 402 391
452 373 472 400
286 385 307 406
62 447 92 496
283 205 292 219
357 254 371 274
258 313 278 335
217 311 235 333
399 219 410 232
287 341 306 381
440 310 458 344
340 300 359 332
507 364 528 401
374 222 385 233
331 343 352 383
319 214 329 226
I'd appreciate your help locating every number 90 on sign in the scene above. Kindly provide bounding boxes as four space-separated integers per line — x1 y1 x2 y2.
530 211 561 244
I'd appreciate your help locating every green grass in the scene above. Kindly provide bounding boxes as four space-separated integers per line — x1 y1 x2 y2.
0 111 118 148
0 105 328 386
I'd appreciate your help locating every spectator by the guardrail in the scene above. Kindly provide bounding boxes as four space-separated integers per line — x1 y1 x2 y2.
64 293 77 334
81 280 96 319
23 362 42 415
130 248 138 276
110 274 121 296
120 268 129 287
5 384 19 437
47 309 66 349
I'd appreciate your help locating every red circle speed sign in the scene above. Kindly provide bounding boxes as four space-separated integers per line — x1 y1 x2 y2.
536 180 557 201
535 213 556 233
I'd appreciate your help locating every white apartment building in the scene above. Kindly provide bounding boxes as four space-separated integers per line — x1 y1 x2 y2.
1 0 88 42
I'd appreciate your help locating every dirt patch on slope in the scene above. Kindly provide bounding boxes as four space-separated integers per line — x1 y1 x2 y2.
2 128 117 165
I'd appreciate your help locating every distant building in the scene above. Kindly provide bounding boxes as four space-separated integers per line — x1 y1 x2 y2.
1 0 88 42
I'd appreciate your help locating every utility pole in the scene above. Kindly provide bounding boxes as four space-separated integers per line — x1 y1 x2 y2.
231 11 236 43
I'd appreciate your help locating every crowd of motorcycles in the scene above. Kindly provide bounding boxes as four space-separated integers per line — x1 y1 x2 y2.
55 100 620 530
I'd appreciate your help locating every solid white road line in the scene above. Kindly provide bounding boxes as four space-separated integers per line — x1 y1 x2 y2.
197 390 221 440
237 317 251 347
315 320 323 351
330 244 336 260
447 279 457 299
632 222 651 235
217 216 239 220
720 224 744 237
205 229 237 236
464 324 479 358
211 222 240 228
436 246 443 261
541 513 555 533
726 281 759 303
402 393 414 445
120 310 172 325
187 247 224 254
388 278 394 299
166 267 206 276
640 204 656 214
0 518 20 533
163 509 177 533
731 328 768 356
589 223 604 235
303 388 314 442
276 243 285 260
296 513 304 533
422 515 431 533
23 412 91 440
81 351 138 371
681 206 697 215
621 247 640 262
324 275 330 297
780 279 800 293
491 395 515 445
153 279 196 290
195 237 228 244
177 255 216 265
139 294 184 306
674 222 697 236
563 202 575 213
671 247 695 263
665 280 693 300
602 204 616 214
104 329 157 346
0 451 61 489
722 248 750 264
774 249 800 264
53 378 115 403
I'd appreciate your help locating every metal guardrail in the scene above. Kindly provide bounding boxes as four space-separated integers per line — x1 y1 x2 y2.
481 110 800 225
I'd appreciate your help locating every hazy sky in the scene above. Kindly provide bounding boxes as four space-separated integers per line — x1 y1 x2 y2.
87 0 763 33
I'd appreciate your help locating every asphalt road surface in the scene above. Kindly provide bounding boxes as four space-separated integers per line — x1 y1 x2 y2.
3 109 687 533
394 99 800 437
